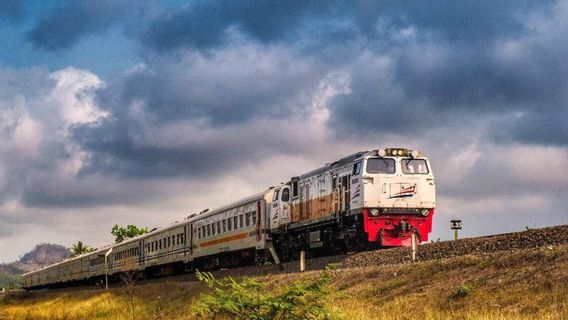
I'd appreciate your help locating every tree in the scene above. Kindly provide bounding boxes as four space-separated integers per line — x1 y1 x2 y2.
111 225 150 243
70 241 94 257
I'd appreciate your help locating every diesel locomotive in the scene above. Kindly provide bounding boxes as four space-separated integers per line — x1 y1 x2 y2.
21 148 435 289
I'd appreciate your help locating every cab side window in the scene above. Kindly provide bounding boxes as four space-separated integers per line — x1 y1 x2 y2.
352 161 362 175
292 180 299 198
281 188 290 202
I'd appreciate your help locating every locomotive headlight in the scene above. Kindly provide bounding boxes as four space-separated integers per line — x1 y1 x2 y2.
370 208 380 216
420 209 430 217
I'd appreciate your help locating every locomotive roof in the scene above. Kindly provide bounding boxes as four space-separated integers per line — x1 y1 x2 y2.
189 188 273 222
299 151 368 179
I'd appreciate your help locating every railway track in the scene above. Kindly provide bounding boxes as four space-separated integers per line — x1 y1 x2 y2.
159 224 568 283
42 224 568 290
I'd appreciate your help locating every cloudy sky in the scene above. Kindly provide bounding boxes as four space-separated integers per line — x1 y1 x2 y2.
1 0 567 262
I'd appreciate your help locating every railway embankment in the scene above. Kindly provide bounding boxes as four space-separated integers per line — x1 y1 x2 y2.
1 225 567 319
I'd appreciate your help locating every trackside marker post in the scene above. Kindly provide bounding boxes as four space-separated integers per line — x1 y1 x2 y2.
451 220 462 240
300 250 305 272
411 233 417 262
269 247 284 271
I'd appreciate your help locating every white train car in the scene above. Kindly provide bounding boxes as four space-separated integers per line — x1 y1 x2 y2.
140 223 188 275
189 189 276 268
110 238 142 274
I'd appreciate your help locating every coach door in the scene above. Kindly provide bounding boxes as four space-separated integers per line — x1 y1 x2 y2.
189 223 194 255
270 186 291 229
280 186 290 224
339 174 351 212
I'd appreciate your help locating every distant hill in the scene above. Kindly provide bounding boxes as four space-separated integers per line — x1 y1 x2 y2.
0 243 69 289
18 243 70 272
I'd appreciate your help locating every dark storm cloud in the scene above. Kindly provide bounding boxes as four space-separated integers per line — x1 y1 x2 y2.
140 1 338 52
325 1 567 143
136 0 566 146
0 0 25 24
68 0 568 181
496 110 568 147
70 46 329 178
26 0 145 50
141 1 547 53
102 55 322 124
20 172 157 208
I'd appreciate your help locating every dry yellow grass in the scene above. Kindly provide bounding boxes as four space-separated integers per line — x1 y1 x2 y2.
1 245 567 320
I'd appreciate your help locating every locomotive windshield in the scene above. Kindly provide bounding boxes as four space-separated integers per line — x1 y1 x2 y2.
402 159 429 174
366 158 395 174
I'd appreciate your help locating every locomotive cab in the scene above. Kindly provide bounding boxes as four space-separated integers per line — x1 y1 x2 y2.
269 184 292 230
358 148 435 247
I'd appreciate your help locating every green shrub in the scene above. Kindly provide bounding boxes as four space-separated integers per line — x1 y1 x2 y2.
450 284 473 299
192 270 341 320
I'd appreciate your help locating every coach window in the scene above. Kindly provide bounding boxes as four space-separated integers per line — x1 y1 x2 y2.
281 188 290 202
217 221 221 234
245 212 250 226
172 235 175 245
273 189 280 201
228 218 232 231
239 215 244 228
198 228 202 239
222 220 227 233
207 224 211 237
252 212 257 225
168 237 171 247
234 216 238 229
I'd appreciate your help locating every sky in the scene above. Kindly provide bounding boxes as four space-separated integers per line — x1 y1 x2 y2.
0 0 567 262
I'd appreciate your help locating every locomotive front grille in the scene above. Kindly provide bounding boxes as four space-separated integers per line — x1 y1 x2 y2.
381 208 423 215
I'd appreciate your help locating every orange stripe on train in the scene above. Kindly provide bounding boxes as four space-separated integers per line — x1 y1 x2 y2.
199 232 249 247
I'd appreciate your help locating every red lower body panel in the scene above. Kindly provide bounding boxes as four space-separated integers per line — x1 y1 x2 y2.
362 208 434 247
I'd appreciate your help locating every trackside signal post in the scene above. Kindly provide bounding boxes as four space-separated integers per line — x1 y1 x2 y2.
451 220 462 240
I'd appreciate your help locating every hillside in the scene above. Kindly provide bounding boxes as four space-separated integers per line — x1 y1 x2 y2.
0 243 69 289
18 243 70 272
1 241 566 319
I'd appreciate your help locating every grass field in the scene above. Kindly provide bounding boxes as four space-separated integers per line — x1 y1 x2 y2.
1 245 567 320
